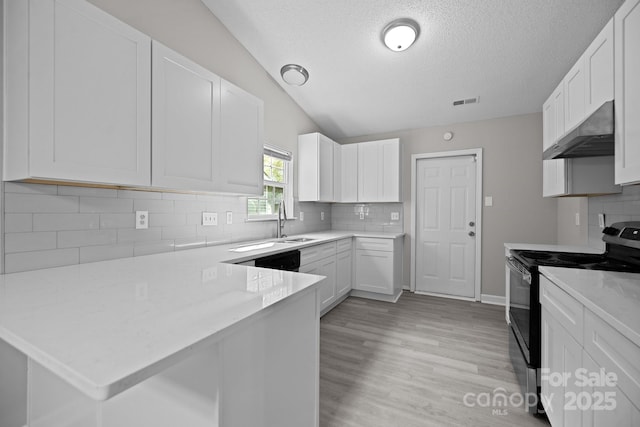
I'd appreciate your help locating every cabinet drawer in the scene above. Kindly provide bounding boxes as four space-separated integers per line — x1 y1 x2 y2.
300 242 336 266
540 276 584 344
336 238 352 253
584 309 640 407
355 237 393 252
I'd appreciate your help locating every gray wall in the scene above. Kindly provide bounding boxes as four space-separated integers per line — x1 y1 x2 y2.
339 112 558 298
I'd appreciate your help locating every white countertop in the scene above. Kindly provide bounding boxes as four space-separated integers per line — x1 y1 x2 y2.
0 230 403 401
505 242 602 253
0 248 323 401
540 267 640 347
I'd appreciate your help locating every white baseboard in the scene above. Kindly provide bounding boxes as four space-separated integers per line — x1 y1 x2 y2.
480 294 505 306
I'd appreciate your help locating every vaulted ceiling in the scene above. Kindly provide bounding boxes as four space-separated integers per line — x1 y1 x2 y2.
202 0 624 139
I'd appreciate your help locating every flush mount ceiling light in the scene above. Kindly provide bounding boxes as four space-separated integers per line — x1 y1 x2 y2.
280 64 309 86
382 18 420 52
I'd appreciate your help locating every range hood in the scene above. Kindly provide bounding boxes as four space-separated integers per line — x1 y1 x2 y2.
543 101 614 160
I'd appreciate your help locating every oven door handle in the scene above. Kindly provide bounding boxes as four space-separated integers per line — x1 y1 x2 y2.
506 256 532 285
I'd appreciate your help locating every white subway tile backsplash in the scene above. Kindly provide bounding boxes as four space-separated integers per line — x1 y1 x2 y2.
5 214 33 233
2 184 332 273
117 189 161 200
58 230 117 248
58 186 117 198
5 232 57 253
80 197 133 213
34 213 100 231
80 244 134 264
99 213 135 229
133 199 174 213
6 193 79 213
117 228 163 243
4 182 57 195
5 248 79 273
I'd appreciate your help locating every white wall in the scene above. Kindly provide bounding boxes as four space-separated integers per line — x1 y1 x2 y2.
339 112 558 298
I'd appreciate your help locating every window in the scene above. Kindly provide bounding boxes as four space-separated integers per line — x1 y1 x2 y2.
247 145 293 220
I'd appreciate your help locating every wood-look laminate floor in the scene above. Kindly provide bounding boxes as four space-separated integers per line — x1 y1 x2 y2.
319 293 550 427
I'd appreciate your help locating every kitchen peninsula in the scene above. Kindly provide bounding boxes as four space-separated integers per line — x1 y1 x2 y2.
0 245 323 427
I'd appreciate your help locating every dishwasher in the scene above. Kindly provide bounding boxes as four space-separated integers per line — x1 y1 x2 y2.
253 250 301 272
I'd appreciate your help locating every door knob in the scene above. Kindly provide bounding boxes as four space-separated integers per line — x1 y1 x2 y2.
469 221 475 227
468 231 475 237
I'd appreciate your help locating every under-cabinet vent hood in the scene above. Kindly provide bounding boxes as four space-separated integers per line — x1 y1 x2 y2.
543 101 614 160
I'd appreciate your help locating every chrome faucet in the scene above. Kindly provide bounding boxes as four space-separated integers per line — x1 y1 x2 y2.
277 200 287 238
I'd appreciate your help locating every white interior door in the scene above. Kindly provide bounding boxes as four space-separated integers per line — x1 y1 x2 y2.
415 156 477 297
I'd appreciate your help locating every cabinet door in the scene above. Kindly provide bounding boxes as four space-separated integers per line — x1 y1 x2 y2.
564 57 586 132
28 0 151 186
584 19 614 116
318 134 335 202
336 250 352 297
582 351 640 427
340 144 358 202
543 160 567 197
152 42 220 191
553 84 566 141
379 139 401 202
615 0 640 185
358 142 379 202
354 249 394 295
300 258 336 313
333 143 342 202
541 306 583 427
216 80 264 195
542 95 555 150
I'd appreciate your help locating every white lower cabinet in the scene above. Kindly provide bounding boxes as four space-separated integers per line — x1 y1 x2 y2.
300 242 338 315
540 275 640 426
336 239 353 298
353 237 403 302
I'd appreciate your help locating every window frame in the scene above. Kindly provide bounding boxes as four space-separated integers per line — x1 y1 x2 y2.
246 145 294 221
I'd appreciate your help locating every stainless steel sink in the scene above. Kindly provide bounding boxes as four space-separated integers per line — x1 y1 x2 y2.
281 237 315 243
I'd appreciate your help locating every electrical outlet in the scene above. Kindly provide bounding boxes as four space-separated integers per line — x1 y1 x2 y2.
226 211 233 225
598 213 605 228
136 211 149 229
575 212 581 226
321 211 325 221
202 212 218 226
391 212 400 221
360 212 365 220
299 212 304 221
485 196 493 207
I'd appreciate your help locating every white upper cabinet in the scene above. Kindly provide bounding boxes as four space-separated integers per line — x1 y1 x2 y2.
298 132 335 202
216 80 264 195
152 42 221 192
615 0 640 185
339 144 359 203
4 0 151 186
584 19 614 116
564 58 586 132
357 139 401 203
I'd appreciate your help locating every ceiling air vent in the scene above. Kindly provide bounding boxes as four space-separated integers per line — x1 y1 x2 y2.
453 96 480 106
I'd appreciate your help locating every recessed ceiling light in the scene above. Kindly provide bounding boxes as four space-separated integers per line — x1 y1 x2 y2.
280 64 309 86
382 18 420 52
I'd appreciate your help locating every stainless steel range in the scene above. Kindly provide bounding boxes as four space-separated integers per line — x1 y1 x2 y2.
506 221 640 414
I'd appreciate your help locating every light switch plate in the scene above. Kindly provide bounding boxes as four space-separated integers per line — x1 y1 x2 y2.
226 211 233 225
202 212 218 226
484 196 493 207
391 212 400 221
135 211 149 229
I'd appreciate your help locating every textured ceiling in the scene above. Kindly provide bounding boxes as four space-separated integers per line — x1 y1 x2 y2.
201 0 624 140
